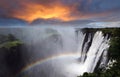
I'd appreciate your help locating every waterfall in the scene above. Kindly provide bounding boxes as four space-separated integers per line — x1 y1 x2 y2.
81 31 110 73
0 27 110 77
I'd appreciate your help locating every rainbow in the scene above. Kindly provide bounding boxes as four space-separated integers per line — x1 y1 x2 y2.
17 52 81 76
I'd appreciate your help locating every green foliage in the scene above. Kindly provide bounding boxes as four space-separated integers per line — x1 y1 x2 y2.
0 34 22 50
108 37 120 60
0 41 22 49
102 28 120 37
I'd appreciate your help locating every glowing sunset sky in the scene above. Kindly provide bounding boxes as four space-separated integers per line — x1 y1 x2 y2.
0 0 120 26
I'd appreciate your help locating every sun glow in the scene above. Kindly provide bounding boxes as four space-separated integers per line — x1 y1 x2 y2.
13 3 76 22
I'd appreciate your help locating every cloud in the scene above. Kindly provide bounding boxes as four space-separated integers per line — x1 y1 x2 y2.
0 0 120 23
0 17 28 26
0 0 76 22
87 21 120 28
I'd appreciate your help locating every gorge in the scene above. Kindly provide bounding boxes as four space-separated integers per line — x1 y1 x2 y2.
0 27 110 77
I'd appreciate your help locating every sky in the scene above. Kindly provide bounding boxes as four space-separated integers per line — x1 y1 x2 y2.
0 0 120 27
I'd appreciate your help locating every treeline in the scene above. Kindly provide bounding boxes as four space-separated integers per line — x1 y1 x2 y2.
78 28 120 77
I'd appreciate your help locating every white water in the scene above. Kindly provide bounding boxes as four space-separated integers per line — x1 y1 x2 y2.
82 32 110 73
0 27 110 77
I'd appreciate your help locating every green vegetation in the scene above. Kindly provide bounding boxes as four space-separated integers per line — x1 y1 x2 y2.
78 28 120 77
0 41 22 49
0 34 22 49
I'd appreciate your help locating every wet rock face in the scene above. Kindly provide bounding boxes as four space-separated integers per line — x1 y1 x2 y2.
0 35 25 77
0 46 25 77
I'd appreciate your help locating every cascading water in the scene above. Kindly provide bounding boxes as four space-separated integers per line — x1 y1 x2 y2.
0 27 110 77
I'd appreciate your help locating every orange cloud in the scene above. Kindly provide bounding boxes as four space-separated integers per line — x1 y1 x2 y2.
0 0 112 23
11 2 78 22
